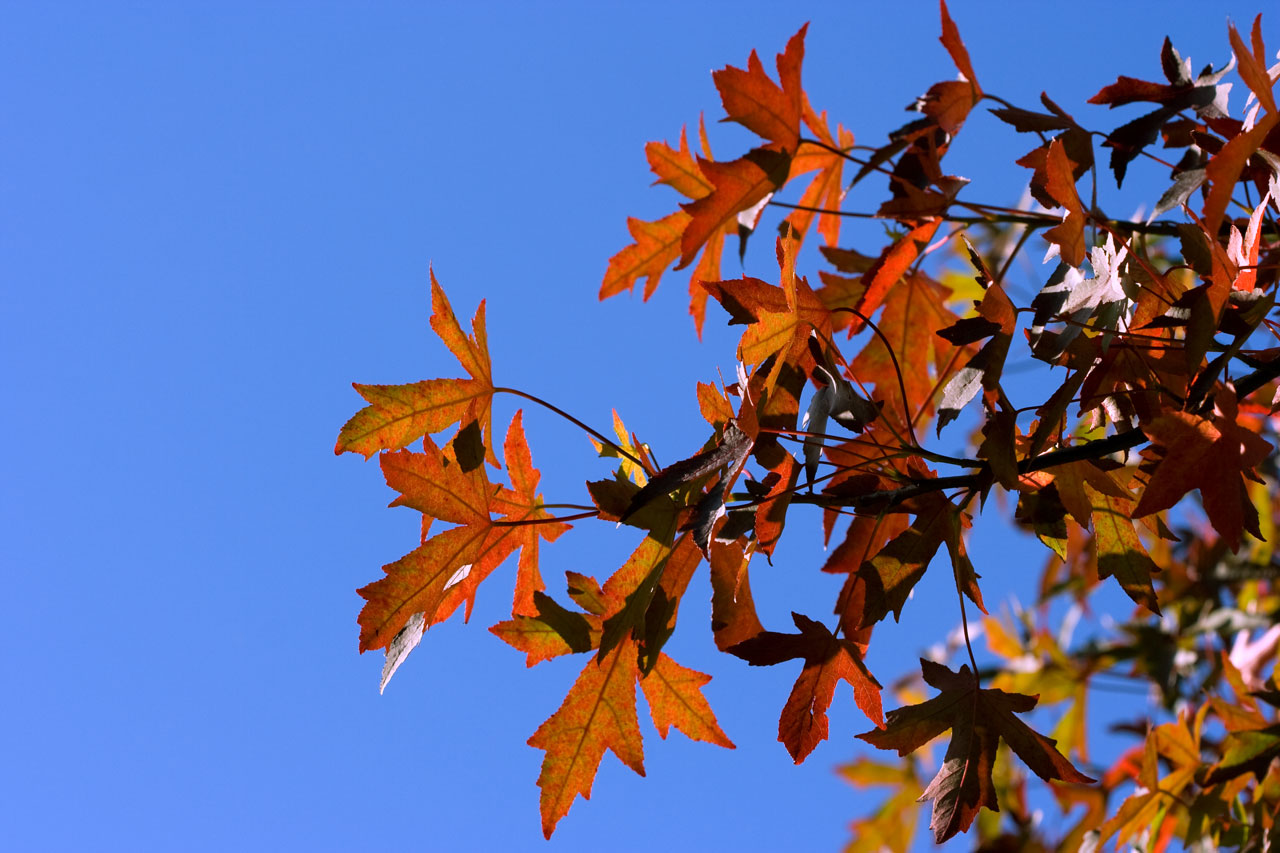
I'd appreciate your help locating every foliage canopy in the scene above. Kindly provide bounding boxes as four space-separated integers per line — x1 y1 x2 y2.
338 4 1280 848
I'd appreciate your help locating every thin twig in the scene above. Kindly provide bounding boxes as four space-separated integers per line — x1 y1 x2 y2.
495 387 647 470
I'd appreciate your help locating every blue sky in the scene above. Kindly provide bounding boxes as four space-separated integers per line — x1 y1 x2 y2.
3 2 1272 850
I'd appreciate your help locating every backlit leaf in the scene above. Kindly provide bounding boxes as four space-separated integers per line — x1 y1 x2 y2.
528 642 645 838
640 653 735 748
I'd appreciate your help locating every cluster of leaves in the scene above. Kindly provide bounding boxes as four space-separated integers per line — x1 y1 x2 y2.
337 4 1280 847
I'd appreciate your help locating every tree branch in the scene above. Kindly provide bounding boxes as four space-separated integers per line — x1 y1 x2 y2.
767 357 1280 515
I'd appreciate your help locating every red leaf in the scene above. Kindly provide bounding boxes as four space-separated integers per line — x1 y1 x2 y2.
754 451 800 557
708 541 765 651
1202 112 1278 236
729 612 883 762
1229 16 1277 116
938 0 981 95
858 493 953 626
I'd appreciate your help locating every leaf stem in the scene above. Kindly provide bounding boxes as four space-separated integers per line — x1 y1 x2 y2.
491 510 599 527
829 307 920 449
494 387 647 469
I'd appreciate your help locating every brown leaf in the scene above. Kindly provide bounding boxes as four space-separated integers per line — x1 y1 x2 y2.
858 660 1093 843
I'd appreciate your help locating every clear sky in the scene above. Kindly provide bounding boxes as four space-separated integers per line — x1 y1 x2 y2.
3 2 1271 850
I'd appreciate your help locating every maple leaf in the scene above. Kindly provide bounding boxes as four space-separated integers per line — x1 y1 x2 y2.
713 25 807 152
1229 15 1277 116
639 653 735 748
1132 392 1273 550
857 493 953 626
1098 716 1202 849
858 659 1093 844
598 211 689 302
336 272 495 460
784 113 850 247
528 640 646 839
357 412 567 656
850 270 962 427
1204 115 1280 243
528 532 728 837
753 451 800 557
936 249 1016 435
646 126 714 199
677 147 791 270
489 590 596 667
1087 37 1235 187
601 121 736 336
729 612 883 762
597 530 702 672
1088 484 1161 614
1040 137 1087 267
938 0 981 98
732 263 835 385
708 540 765 651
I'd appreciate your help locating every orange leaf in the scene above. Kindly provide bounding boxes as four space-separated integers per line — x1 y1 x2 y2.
678 148 791 269
645 127 713 199
599 210 689 301
528 641 645 838
360 412 569 651
1042 138 1086 267
712 25 807 151
733 271 833 376
938 0 981 95
708 541 765 651
785 120 851 248
854 221 942 325
357 524 487 652
430 276 496 468
1202 112 1278 236
640 653 735 748
1229 16 1276 116
335 378 488 458
851 271 961 427
489 615 577 667
337 273 497 461
754 451 799 557
380 436 490 526
490 411 570 615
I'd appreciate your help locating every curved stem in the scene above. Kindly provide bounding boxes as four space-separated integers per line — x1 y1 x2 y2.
829 307 920 448
491 510 599 527
495 387 646 469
